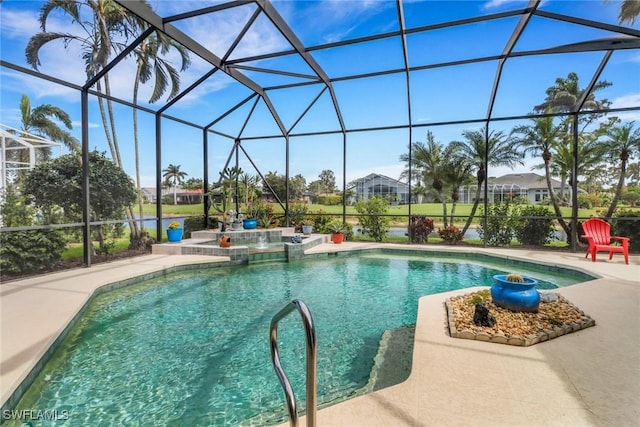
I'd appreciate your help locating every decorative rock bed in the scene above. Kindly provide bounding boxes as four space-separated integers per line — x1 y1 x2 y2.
445 289 596 346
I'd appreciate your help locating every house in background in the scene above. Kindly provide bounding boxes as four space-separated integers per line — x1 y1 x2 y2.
458 173 574 204
348 173 409 204
140 187 204 204
141 188 157 203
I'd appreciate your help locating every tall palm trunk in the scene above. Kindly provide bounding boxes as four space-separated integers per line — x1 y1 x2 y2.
438 191 448 229
132 68 144 232
95 79 139 238
461 167 484 236
104 76 123 167
543 153 570 236
95 80 117 161
449 198 457 225
605 157 627 218
461 187 482 235
106 76 139 238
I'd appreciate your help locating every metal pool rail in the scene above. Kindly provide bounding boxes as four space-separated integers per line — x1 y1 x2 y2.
269 299 317 427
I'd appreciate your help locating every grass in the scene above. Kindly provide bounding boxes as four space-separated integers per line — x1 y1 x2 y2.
62 238 133 260
141 202 597 223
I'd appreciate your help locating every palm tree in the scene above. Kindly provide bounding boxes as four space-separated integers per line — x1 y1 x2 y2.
239 173 260 209
26 0 149 166
534 72 611 167
132 31 190 232
533 73 611 241
162 164 188 205
512 115 572 235
26 0 151 241
9 94 80 185
534 72 611 119
627 161 640 186
599 122 640 217
545 130 600 203
400 132 456 227
617 0 640 24
411 183 428 204
19 94 79 154
449 129 524 236
444 156 473 226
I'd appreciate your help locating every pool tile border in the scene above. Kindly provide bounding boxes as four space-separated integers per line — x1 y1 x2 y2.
305 247 597 282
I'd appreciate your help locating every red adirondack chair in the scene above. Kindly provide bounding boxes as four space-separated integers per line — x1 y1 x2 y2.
581 218 630 265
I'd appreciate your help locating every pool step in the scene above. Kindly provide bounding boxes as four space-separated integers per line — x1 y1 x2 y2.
365 325 415 393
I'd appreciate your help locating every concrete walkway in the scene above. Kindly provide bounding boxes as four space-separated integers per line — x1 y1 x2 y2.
1 245 638 426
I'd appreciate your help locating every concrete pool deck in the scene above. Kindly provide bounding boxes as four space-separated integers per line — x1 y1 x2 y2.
1 244 638 426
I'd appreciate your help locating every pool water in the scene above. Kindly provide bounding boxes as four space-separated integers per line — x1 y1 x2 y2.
11 254 584 426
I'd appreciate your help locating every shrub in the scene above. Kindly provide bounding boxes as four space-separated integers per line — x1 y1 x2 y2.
478 199 520 246
612 209 640 253
354 196 390 242
408 216 434 243
288 202 309 232
343 223 354 241
313 194 342 205
438 225 463 243
514 206 556 246
577 193 604 209
0 230 67 275
247 200 277 228
309 210 332 234
620 192 640 207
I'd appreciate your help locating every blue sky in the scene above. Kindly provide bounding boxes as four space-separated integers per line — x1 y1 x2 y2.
1 0 639 188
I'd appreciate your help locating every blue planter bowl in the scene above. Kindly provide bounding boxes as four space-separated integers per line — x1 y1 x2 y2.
166 228 183 243
491 274 540 312
243 218 257 229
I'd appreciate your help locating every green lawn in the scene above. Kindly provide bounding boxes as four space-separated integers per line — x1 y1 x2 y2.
141 202 597 223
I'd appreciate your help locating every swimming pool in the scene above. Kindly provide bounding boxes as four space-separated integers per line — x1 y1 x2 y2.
8 252 590 426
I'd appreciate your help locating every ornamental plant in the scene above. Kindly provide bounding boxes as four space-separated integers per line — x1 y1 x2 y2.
506 273 524 283
328 220 347 234
438 225 463 243
168 221 181 229
408 215 434 244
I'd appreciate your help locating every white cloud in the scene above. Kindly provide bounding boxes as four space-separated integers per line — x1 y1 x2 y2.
0 69 78 100
610 92 640 123
482 0 540 11
71 120 101 130
0 9 42 39
612 93 640 108
483 0 515 9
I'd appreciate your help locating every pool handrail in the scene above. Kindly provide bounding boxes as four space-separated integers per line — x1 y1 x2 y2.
269 299 317 427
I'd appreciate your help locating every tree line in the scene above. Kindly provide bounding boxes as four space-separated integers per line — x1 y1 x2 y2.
402 72 640 238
